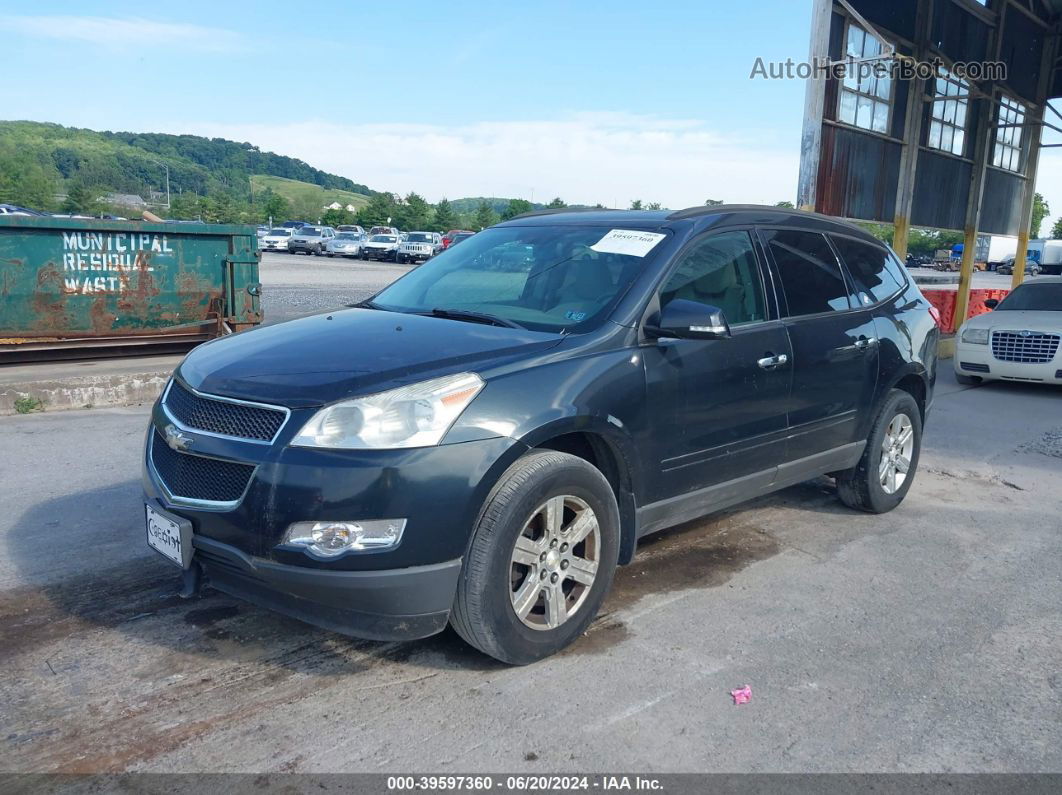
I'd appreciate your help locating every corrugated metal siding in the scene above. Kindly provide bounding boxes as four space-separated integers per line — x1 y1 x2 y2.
931 1 989 64
848 0 917 40
816 125 901 222
999 10 1046 102
980 169 1026 236
911 150 972 230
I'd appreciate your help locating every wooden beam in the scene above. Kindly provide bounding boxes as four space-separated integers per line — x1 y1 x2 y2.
797 0 833 211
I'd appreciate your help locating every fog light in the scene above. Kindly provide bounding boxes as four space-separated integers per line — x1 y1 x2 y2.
282 519 406 556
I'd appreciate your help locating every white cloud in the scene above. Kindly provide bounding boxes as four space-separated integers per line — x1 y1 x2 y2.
172 114 800 208
0 15 245 53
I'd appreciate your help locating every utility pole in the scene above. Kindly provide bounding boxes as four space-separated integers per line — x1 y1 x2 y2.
149 159 171 209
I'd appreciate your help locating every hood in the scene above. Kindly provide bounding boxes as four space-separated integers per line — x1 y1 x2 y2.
178 308 563 407
963 309 1062 331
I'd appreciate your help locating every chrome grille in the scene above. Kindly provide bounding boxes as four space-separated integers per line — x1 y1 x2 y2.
991 330 1060 364
164 380 287 442
150 430 255 504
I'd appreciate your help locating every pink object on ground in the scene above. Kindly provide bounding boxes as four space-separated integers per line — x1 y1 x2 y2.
730 685 752 705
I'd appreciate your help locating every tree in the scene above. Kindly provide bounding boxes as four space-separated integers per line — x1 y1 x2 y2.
500 198 534 221
1050 217 1062 239
356 192 399 228
704 198 724 206
473 200 497 230
321 207 356 227
775 200 795 208
1031 192 1049 238
645 201 662 210
259 188 291 224
854 222 894 245
62 181 102 215
433 198 458 231
629 199 644 210
169 192 203 220
546 197 566 209
395 192 432 230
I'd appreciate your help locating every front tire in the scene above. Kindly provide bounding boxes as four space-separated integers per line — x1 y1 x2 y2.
451 451 620 665
955 373 982 386
836 389 922 514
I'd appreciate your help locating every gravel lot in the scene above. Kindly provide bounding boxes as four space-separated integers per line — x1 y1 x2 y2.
259 251 411 324
1 368 1059 773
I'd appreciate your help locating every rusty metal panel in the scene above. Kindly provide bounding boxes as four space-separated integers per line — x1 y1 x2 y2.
911 150 972 230
980 169 1026 236
816 125 901 222
0 216 261 351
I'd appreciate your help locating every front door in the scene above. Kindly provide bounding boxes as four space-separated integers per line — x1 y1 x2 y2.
758 228 879 461
642 230 793 504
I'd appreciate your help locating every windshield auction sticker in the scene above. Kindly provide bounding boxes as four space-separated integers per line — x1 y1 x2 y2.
590 229 666 257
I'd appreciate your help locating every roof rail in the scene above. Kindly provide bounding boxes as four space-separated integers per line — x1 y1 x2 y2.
509 207 609 220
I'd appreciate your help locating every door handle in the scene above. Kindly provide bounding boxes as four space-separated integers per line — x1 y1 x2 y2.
854 336 878 350
757 353 789 369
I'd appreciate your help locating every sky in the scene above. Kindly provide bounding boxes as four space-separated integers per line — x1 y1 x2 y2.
4 0 1062 229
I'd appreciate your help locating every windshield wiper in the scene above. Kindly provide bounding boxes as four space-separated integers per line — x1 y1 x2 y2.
429 307 525 329
350 299 384 310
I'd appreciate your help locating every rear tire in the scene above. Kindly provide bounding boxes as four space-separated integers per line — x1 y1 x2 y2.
451 451 620 665
836 389 922 514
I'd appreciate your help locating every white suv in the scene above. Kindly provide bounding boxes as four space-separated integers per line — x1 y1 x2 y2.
397 232 442 264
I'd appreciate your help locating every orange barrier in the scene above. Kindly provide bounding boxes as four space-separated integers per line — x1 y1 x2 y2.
921 288 1010 333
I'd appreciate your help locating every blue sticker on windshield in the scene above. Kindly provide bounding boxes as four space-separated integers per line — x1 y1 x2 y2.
565 311 587 322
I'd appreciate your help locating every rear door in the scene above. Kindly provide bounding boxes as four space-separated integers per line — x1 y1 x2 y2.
758 228 879 461
642 229 793 503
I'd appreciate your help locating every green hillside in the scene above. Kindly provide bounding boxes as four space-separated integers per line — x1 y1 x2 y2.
0 120 375 222
251 175 370 215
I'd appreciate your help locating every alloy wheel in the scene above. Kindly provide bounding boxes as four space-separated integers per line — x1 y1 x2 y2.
879 413 914 495
509 495 600 631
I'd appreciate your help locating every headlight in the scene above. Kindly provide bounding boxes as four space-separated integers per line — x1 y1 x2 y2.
292 372 484 449
961 327 989 344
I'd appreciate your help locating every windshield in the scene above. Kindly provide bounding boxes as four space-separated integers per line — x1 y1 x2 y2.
371 235 397 242
407 233 433 242
372 225 665 333
300 228 322 237
996 282 1062 311
335 233 360 240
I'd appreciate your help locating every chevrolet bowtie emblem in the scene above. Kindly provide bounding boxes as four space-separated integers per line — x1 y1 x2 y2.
164 424 193 452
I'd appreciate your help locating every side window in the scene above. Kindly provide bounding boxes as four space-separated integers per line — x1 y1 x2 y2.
659 231 766 326
763 230 851 316
831 236 907 306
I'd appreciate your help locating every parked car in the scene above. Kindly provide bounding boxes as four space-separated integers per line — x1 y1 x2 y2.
327 231 366 258
336 225 366 235
362 233 401 261
369 226 399 237
288 225 335 255
995 256 1042 277
954 277 1062 385
448 231 475 248
256 226 270 238
281 220 312 230
0 203 46 216
260 227 294 252
142 206 937 664
397 231 442 263
442 229 475 249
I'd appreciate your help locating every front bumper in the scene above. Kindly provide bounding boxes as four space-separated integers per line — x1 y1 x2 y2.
142 396 525 638
954 342 1062 384
184 528 461 640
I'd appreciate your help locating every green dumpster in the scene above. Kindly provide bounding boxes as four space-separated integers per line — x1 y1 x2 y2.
0 215 261 361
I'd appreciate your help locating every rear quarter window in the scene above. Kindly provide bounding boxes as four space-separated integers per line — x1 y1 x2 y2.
832 236 907 305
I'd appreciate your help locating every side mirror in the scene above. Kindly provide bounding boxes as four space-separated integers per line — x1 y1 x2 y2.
646 298 731 340
984 298 999 310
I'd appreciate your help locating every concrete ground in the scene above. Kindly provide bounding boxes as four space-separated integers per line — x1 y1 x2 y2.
0 369 1059 773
